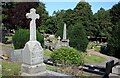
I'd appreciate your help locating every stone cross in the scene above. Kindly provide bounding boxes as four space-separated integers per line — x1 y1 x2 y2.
63 23 66 40
57 36 61 41
26 8 40 41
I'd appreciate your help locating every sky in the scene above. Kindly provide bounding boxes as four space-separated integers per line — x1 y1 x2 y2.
39 0 119 16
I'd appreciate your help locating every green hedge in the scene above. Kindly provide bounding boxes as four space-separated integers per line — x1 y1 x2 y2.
51 47 84 65
13 29 44 49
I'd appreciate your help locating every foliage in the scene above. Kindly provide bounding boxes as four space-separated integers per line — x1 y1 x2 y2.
107 21 120 58
51 47 83 65
69 22 88 52
2 2 48 29
93 8 113 38
110 2 120 25
74 1 93 36
107 2 120 59
13 29 44 49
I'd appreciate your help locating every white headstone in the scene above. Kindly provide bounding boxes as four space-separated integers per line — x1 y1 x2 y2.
21 8 46 76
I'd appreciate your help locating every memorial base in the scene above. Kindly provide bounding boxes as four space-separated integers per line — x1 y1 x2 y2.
61 39 69 47
21 63 46 76
112 65 120 75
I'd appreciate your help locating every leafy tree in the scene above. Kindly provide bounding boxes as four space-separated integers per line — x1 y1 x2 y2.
74 1 93 36
69 22 88 52
93 8 113 39
2 2 48 29
2 2 17 29
53 10 65 37
107 20 120 58
110 2 120 25
107 2 120 59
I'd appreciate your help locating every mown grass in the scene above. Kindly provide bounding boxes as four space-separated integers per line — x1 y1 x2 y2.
84 54 106 64
2 60 21 76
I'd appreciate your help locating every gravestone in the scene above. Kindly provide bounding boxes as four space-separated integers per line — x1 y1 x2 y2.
55 36 61 49
61 23 69 47
21 8 46 76
112 61 120 75
112 65 120 75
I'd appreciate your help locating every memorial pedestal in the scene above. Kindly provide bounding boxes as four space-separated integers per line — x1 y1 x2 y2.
61 39 69 47
112 65 120 75
21 41 46 76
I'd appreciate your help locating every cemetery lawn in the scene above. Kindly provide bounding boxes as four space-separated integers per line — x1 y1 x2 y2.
2 60 21 76
46 65 59 71
84 54 106 64
2 61 90 76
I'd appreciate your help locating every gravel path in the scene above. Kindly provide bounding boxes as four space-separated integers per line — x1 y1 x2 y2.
86 49 120 66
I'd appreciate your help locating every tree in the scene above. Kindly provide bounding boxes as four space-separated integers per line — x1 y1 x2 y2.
110 2 120 25
73 1 93 36
107 20 120 58
107 2 120 59
69 22 88 52
2 2 17 29
93 8 113 40
2 2 48 29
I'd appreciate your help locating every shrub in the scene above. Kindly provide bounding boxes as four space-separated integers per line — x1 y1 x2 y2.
13 29 44 49
51 47 83 65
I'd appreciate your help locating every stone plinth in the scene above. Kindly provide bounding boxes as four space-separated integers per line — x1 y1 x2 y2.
112 65 120 75
61 39 69 47
21 41 46 76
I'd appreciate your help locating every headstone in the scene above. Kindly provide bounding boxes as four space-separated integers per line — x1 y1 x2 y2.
112 65 120 75
21 8 46 76
61 23 69 47
55 36 61 49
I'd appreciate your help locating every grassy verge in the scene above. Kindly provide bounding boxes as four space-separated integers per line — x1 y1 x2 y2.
84 54 106 64
46 65 59 71
2 60 21 76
